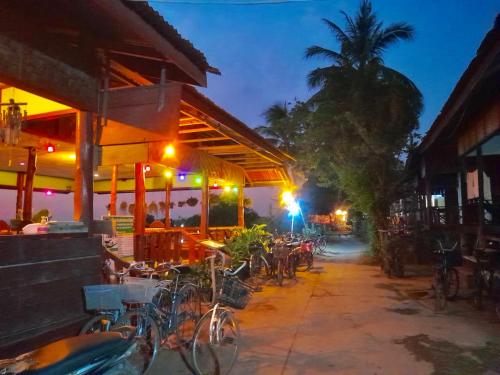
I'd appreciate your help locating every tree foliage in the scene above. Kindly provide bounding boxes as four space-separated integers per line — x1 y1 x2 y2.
300 0 422 250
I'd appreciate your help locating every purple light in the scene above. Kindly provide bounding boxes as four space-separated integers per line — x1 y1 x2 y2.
178 173 186 181
45 190 53 196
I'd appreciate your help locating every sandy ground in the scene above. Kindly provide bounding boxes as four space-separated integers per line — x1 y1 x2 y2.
151 236 500 375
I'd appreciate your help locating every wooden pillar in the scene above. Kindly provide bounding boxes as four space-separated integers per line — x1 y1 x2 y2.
237 185 245 228
425 177 432 227
134 162 146 260
164 180 172 229
200 174 209 239
477 146 485 243
22 148 36 222
109 165 118 215
16 172 25 218
74 111 94 224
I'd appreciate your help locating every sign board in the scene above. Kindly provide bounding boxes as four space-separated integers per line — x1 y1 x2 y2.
102 215 134 257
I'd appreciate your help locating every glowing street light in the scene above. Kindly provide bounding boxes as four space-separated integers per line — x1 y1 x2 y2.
164 170 173 178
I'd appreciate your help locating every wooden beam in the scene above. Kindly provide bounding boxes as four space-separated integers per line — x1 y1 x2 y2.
22 148 36 222
197 145 249 152
74 112 94 224
200 174 209 239
134 162 146 260
237 185 244 228
165 180 172 229
93 0 207 87
179 136 228 144
16 172 25 218
109 165 118 215
109 60 151 86
178 127 213 134
0 34 98 111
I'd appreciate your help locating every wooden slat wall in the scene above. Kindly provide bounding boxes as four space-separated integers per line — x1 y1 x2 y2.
0 234 102 356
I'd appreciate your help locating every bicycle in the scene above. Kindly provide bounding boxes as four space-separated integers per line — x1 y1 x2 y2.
248 242 272 278
192 254 253 375
432 241 460 311
271 239 297 286
472 246 500 320
292 239 314 272
311 234 327 255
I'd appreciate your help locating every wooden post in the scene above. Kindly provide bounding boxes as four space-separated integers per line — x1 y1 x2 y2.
477 146 485 244
237 185 245 228
16 172 25 218
74 111 94 224
164 180 172 229
134 162 146 260
109 165 118 215
22 148 36 222
200 174 209 239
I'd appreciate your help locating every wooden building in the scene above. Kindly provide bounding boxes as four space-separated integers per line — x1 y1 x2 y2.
410 16 500 253
0 1 292 355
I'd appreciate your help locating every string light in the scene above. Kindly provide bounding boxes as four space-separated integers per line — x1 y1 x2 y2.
144 164 151 172
195 176 202 184
164 170 173 178
46 143 55 153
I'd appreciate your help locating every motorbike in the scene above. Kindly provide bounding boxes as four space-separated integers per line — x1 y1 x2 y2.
0 327 152 375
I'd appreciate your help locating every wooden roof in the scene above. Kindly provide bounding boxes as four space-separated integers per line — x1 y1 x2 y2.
418 17 500 153
0 0 210 87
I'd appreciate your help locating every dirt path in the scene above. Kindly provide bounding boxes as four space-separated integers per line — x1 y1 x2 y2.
152 239 500 374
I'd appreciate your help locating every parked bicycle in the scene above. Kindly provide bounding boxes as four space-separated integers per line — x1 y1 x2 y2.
311 234 327 255
472 246 500 320
192 252 253 375
81 260 201 371
432 241 460 311
271 238 297 286
292 238 314 272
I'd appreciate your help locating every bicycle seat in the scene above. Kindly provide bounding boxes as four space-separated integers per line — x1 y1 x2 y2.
22 332 130 374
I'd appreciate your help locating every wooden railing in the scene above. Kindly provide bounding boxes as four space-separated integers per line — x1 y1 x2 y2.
133 226 242 264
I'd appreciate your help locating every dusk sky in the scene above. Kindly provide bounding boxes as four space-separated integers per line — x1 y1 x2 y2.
1 1 498 222
153 0 498 134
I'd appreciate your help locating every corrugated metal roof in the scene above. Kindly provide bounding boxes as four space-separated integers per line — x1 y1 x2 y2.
122 1 210 72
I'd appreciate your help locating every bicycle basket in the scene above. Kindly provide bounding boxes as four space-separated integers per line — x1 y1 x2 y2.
121 277 160 304
83 285 123 311
217 276 252 310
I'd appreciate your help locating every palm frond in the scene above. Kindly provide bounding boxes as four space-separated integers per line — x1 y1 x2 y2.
322 18 350 45
305 45 346 65
307 67 331 88
377 22 414 50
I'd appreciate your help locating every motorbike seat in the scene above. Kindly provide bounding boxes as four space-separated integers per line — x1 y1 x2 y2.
23 332 130 374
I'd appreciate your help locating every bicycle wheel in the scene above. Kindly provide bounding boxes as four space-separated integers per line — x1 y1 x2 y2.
287 255 296 279
444 268 459 300
318 237 327 252
434 273 447 311
276 259 284 286
175 283 201 346
114 309 160 374
472 269 483 310
249 253 270 277
79 313 116 335
192 309 240 375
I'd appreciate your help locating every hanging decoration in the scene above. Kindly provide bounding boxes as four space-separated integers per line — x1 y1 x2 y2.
0 99 27 146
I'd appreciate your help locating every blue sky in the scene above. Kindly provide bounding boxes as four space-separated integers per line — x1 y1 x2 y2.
152 0 498 134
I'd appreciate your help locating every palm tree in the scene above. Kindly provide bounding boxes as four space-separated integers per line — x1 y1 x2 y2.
255 101 299 154
305 0 422 153
306 0 415 87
